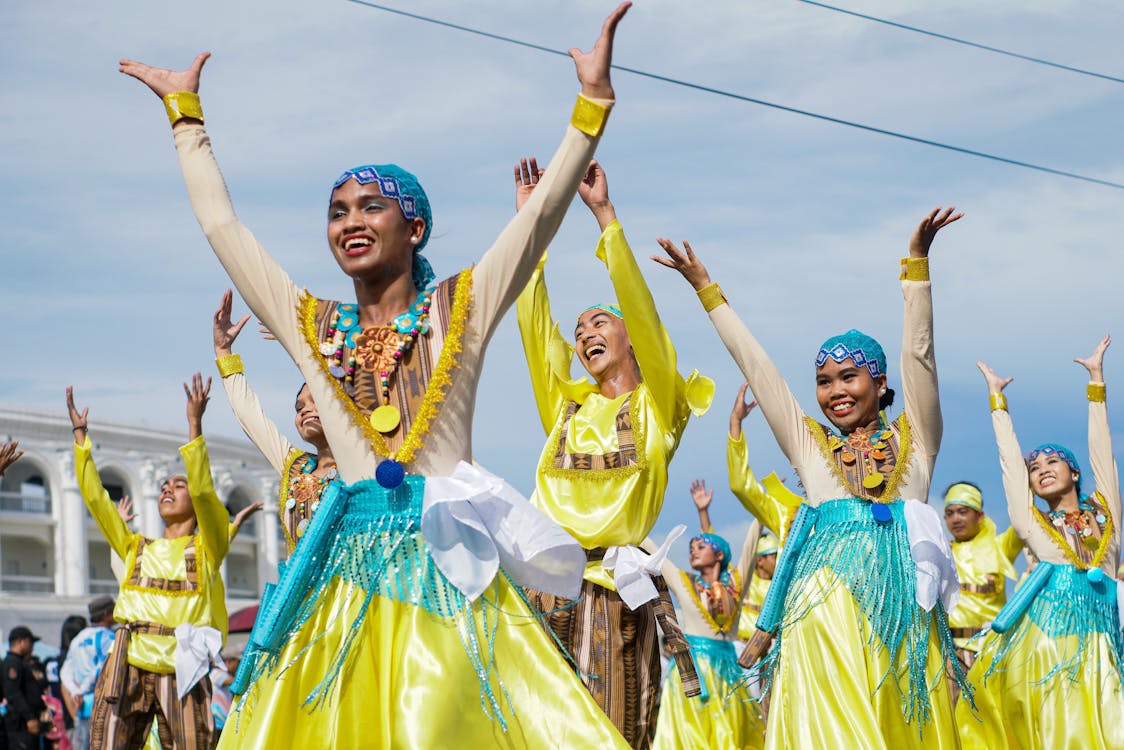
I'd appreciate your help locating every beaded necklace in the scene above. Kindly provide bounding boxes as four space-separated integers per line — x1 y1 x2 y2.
683 570 740 633
1046 497 1108 551
318 285 437 435
285 455 338 540
828 417 896 492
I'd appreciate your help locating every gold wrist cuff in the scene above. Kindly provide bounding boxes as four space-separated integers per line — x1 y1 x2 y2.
697 282 727 313
989 392 1008 412
216 354 244 378
571 95 610 137
1088 382 1107 403
163 92 203 126
900 257 930 281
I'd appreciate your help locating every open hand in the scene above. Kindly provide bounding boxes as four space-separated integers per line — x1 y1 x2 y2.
119 52 210 100
976 361 1013 395
231 501 265 535
65 387 90 444
690 479 714 511
1074 333 1110 381
514 157 543 213
570 2 630 100
0 441 23 477
184 372 212 439
652 238 712 291
909 206 963 259
117 495 137 524
214 290 251 356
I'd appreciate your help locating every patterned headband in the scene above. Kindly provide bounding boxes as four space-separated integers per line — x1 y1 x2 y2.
578 303 623 324
1027 443 1081 475
816 329 887 380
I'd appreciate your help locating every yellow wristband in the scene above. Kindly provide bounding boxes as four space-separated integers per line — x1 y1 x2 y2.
989 392 1007 412
900 257 930 281
216 354 244 378
697 282 727 313
570 95 610 137
1088 382 1107 403
163 92 203 126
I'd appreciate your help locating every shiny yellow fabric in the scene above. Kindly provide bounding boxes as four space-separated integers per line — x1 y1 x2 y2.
75 436 229 674
956 623 1124 750
949 519 1023 651
737 574 771 640
766 569 959 749
519 221 713 587
727 434 802 539
219 576 628 749
651 658 764 750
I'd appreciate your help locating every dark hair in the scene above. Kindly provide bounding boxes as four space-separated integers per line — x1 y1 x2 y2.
878 387 896 411
294 383 309 411
59 615 88 661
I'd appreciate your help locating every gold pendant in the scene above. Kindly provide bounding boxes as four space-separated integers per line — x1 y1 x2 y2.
863 472 885 489
369 404 401 434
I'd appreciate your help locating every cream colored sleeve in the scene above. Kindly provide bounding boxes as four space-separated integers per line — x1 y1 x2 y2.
991 406 1034 543
1087 388 1121 535
899 258 941 470
220 370 295 474
735 519 762 604
472 97 613 344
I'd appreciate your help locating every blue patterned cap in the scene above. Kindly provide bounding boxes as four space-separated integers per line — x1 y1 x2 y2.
691 532 732 573
816 329 887 380
579 303 623 323
1027 443 1082 494
332 164 435 289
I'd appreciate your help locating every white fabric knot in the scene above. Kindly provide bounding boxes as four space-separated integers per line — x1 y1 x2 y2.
422 461 587 601
602 525 687 610
903 499 960 612
173 624 222 699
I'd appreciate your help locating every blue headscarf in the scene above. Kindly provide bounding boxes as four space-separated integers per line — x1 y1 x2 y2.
691 532 732 578
578 303 623 323
1027 443 1083 495
816 329 887 380
332 164 435 290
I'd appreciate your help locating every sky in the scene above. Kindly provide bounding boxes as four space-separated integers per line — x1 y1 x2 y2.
2 0 1122 571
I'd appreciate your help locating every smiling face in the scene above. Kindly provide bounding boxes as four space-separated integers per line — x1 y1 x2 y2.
688 538 722 572
158 475 196 527
293 385 325 446
944 504 983 542
815 358 886 433
1028 452 1080 500
755 552 777 580
574 308 635 383
326 180 425 282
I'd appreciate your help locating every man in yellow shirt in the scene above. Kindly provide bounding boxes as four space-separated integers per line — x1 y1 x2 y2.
67 375 229 750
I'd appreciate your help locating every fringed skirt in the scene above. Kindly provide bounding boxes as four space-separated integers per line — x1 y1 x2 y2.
761 498 962 749
956 564 1124 750
652 635 763 750
218 477 628 750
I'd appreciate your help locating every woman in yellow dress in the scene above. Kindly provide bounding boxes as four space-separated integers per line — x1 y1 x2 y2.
118 6 635 748
964 339 1122 750
652 208 967 748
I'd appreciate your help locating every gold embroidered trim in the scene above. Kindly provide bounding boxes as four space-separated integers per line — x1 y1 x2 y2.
1088 382 1107 403
805 413 914 502
1033 490 1115 569
679 569 741 636
299 269 473 464
542 387 647 481
278 448 303 553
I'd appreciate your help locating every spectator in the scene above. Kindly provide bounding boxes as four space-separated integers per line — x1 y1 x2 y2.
3 626 47 750
60 597 116 750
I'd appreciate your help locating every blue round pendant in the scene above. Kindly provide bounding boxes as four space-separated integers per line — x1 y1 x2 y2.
1086 567 1105 585
376 459 405 489
871 503 892 524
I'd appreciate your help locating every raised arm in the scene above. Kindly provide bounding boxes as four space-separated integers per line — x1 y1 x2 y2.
213 290 295 472
978 362 1033 540
901 207 961 467
472 3 629 341
726 386 794 536
1076 334 1119 533
67 388 132 559
0 441 22 477
119 53 305 356
653 240 809 465
690 479 715 533
734 519 762 605
182 374 230 565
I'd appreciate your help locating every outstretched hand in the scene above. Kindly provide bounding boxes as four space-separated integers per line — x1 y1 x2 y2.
66 387 90 445
729 383 758 440
513 157 543 213
652 238 712 291
1074 333 1110 381
231 501 265 536
909 206 963 259
690 479 714 512
184 372 212 440
214 290 251 356
117 496 137 525
0 441 23 478
976 361 1013 395
570 2 630 100
119 52 210 101
578 161 616 229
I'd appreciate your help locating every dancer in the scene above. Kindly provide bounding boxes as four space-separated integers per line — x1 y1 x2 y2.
120 5 635 748
649 483 764 750
515 159 712 747
212 290 336 553
68 378 227 750
654 208 966 748
962 340 1122 750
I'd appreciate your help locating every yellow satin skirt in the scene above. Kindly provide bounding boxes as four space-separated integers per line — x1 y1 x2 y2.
766 568 960 749
651 655 764 750
956 622 1124 750
217 577 629 750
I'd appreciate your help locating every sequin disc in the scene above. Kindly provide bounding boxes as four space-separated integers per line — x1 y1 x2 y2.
863 472 885 489
369 404 401 433
871 503 892 524
1087 567 1105 584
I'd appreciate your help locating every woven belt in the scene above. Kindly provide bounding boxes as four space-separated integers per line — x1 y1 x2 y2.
102 621 174 704
960 575 998 595
949 626 982 640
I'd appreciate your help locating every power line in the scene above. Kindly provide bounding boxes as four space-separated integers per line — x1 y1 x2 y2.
795 0 1124 86
345 0 1124 191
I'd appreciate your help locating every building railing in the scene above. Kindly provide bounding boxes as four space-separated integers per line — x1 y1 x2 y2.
228 587 259 599
0 491 51 515
89 579 119 595
0 574 54 593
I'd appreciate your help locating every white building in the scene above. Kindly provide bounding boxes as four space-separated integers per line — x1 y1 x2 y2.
0 407 282 642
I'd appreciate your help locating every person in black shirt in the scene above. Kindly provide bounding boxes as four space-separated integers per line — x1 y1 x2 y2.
3 626 46 750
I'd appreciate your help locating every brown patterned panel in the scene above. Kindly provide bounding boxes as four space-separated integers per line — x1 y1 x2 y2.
125 538 198 594
551 396 638 472
959 574 998 595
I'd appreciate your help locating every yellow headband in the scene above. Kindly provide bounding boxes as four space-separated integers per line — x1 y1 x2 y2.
944 483 983 512
756 534 779 557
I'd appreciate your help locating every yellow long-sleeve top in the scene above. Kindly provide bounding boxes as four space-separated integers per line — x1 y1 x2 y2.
702 258 940 508
518 221 713 587
991 384 1120 574
75 436 230 673
947 517 1022 651
173 96 612 484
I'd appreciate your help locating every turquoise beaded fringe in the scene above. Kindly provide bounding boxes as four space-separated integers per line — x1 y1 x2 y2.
983 562 1123 686
685 634 745 703
757 497 968 730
